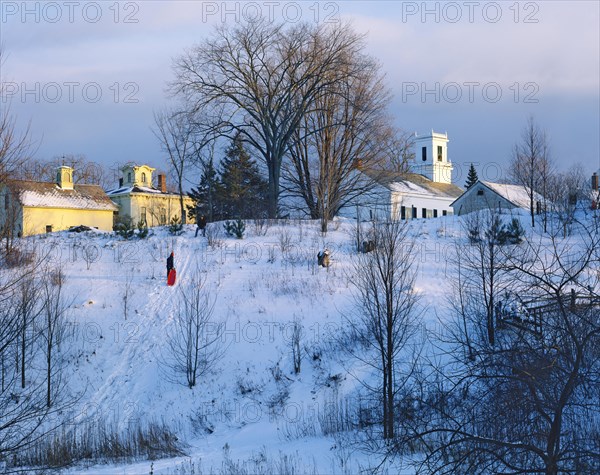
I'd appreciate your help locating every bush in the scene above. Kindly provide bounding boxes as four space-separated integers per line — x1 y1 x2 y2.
114 216 134 240
501 218 525 244
169 216 183 235
137 220 149 239
224 219 245 239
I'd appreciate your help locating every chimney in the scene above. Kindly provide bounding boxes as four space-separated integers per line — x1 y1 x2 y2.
158 174 167 193
593 172 599 191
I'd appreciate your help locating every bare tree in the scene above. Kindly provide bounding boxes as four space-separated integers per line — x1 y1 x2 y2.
548 163 588 237
0 51 33 186
290 317 303 375
283 45 398 232
165 271 224 388
344 219 420 440
17 155 109 188
0 261 67 463
39 267 69 408
173 20 365 218
153 109 200 224
459 210 515 346
410 221 600 474
509 116 551 228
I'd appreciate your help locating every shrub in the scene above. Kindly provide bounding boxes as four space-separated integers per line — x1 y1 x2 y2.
168 216 183 235
114 216 134 240
137 220 149 239
224 219 245 239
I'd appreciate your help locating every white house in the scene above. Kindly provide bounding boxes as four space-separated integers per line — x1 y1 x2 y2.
343 131 464 221
451 180 544 216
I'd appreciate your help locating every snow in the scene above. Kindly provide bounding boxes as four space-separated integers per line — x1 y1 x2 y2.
107 186 163 195
19 187 117 211
10 216 468 473
481 181 543 209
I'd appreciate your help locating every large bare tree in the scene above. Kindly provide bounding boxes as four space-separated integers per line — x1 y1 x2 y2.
283 47 399 232
173 20 365 218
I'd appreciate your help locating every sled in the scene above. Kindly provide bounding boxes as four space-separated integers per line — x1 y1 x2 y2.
167 268 177 286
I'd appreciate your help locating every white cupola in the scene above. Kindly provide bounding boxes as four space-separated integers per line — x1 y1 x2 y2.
412 131 453 184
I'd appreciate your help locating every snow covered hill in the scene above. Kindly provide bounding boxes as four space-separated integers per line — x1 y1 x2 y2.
12 216 465 474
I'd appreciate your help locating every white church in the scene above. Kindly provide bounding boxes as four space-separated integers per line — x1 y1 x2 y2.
349 131 464 221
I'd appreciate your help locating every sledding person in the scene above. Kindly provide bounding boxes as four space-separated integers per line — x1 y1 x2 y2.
166 251 174 279
195 214 207 238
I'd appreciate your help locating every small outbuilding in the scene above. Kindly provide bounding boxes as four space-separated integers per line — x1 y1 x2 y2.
451 180 543 216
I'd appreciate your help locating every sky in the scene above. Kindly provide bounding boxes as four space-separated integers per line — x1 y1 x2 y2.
1 0 599 189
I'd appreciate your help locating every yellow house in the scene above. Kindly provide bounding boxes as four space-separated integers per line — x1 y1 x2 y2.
0 166 118 237
107 164 195 226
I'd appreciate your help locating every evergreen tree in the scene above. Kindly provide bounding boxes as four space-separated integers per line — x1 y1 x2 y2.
220 135 268 219
187 158 222 222
465 163 479 189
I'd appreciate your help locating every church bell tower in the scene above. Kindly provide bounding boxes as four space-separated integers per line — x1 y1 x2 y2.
412 131 453 184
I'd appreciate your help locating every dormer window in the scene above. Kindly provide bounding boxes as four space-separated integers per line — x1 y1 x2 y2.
437 145 443 162
127 172 132 183
422 146 427 162
477 189 484 196
141 172 147 183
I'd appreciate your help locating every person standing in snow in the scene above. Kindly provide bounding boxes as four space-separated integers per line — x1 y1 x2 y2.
195 214 207 237
166 251 174 279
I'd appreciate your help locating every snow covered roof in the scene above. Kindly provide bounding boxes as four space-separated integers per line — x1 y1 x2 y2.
480 181 543 209
363 170 463 199
7 180 118 211
107 185 164 195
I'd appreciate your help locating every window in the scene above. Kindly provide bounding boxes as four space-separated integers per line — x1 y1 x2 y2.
160 209 167 225
421 146 427 161
437 145 443 162
433 209 438 218
127 172 132 183
412 207 417 219
442 210 447 216
141 207 147 225
141 172 147 183
46 225 53 233
477 189 484 196
401 206 406 220
422 208 427 218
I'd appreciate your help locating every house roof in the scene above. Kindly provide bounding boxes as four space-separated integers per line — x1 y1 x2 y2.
107 185 163 195
480 181 542 208
362 169 464 199
106 185 184 196
450 180 544 209
7 180 118 211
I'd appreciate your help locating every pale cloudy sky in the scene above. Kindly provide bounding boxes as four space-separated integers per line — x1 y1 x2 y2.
1 1 599 187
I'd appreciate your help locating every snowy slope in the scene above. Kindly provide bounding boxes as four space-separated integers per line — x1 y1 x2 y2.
15 216 471 474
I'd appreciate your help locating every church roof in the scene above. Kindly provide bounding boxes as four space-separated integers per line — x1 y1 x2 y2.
6 180 118 211
362 170 463 199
